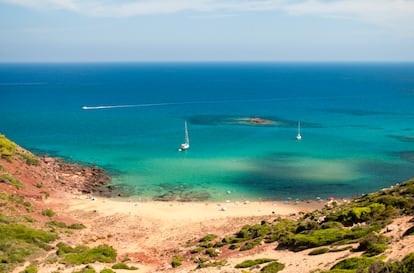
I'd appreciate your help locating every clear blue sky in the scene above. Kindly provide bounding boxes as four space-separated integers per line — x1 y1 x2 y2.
1 0 413 62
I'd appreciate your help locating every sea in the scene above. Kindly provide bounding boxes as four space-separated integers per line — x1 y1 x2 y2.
1 62 414 202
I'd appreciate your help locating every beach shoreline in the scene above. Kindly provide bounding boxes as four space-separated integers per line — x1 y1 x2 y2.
37 155 332 272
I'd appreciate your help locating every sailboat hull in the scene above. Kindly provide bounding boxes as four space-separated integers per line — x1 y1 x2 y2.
178 143 190 151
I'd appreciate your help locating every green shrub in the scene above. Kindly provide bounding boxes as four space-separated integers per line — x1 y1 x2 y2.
100 269 115 273
329 246 353 252
235 258 276 268
364 243 387 257
197 259 226 269
41 191 50 199
0 223 57 272
6 193 30 207
24 216 35 223
320 221 344 229
171 255 183 268
18 152 40 166
296 219 319 233
229 243 240 250
356 234 388 257
110 263 137 270
56 242 75 255
403 225 414 237
205 248 219 257
264 219 297 243
260 261 285 272
73 266 96 273
112 263 129 269
42 209 55 218
198 242 213 248
190 247 204 254
0 173 23 189
0 134 17 161
400 252 414 272
199 234 217 243
19 265 38 273
374 195 411 210
326 203 387 226
0 223 58 249
330 256 379 270
283 228 351 252
309 248 330 255
236 223 271 241
68 223 86 229
240 239 261 251
213 241 226 248
348 224 381 239
0 133 39 164
47 221 67 228
57 243 116 265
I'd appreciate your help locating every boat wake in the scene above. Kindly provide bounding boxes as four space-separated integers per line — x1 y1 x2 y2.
82 101 221 110
82 95 365 110
82 103 178 110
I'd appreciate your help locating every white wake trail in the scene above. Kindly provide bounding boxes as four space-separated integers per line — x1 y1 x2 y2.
82 95 366 110
82 103 179 110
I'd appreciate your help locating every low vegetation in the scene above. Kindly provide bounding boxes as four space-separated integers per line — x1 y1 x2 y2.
171 255 183 268
41 209 55 218
315 253 414 273
196 259 226 269
19 264 38 273
235 258 276 268
0 216 58 273
0 173 23 189
0 134 39 165
0 192 32 210
309 248 330 255
100 269 115 273
56 242 117 265
403 225 414 237
260 261 285 272
47 221 86 230
180 179 414 271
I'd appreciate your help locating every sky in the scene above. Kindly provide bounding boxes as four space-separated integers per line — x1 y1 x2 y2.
0 0 414 62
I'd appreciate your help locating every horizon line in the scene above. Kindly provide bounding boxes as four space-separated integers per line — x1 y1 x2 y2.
1 60 414 65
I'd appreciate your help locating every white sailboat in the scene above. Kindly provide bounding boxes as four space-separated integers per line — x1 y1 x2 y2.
178 121 190 151
296 121 302 140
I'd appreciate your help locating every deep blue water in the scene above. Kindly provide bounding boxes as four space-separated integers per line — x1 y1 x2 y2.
1 63 414 201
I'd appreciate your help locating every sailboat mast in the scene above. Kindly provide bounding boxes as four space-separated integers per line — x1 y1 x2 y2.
296 121 302 140
184 121 189 145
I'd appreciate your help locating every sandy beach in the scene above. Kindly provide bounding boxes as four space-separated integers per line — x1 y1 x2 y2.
64 196 324 222
41 192 328 272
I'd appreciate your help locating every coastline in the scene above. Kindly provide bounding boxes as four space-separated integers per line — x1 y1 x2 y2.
60 193 326 222
4 138 414 273
45 155 332 218
39 157 334 272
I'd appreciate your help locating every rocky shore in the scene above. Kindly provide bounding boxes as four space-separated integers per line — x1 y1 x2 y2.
41 157 114 196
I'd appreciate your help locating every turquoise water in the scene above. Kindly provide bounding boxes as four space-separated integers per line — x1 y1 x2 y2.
1 63 414 201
